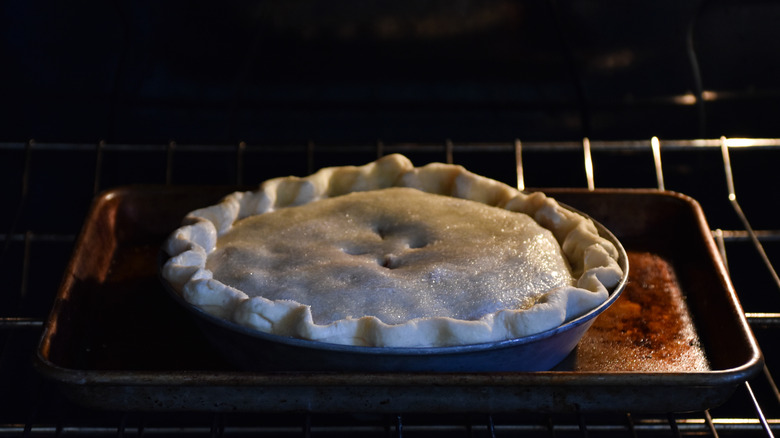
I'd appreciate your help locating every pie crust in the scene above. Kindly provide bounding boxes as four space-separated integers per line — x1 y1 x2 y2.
162 154 624 348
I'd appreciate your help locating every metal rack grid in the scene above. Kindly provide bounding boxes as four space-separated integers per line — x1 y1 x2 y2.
1 138 779 437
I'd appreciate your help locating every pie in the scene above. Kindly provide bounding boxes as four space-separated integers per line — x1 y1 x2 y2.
162 154 624 348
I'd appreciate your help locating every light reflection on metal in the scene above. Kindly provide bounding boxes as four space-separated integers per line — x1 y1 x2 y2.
702 90 719 101
714 228 729 272
672 90 720 105
673 93 698 105
583 137 594 191
723 138 773 148
651 136 665 191
514 139 524 191
745 381 776 437
710 418 762 425
721 137 737 202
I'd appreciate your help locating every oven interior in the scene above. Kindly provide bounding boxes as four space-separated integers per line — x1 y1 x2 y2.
2 1 780 436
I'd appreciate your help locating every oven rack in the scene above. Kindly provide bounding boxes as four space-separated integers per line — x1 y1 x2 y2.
1 138 779 437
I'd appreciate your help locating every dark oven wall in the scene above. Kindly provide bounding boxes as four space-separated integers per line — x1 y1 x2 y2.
3 0 780 145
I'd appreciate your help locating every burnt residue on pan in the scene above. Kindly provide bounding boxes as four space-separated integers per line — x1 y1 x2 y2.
574 251 709 372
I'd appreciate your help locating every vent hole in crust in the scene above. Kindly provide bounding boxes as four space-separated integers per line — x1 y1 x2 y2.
341 247 367 256
407 237 428 249
379 255 397 269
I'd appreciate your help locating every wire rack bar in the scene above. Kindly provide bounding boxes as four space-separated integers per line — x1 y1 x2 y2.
720 138 780 292
9 419 779 437
514 139 525 191
3 137 780 153
651 136 666 191
0 318 44 329
582 137 595 190
747 381 777 438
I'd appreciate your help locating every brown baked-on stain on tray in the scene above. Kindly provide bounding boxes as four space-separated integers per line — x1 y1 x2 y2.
575 251 709 372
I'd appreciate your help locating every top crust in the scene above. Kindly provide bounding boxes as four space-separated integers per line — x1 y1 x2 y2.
162 154 624 348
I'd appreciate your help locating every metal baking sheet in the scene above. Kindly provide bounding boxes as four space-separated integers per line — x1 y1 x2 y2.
34 185 763 413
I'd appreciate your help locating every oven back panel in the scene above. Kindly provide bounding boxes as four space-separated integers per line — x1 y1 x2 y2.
3 1 780 144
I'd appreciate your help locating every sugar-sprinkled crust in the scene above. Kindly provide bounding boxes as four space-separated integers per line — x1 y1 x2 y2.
162 154 623 348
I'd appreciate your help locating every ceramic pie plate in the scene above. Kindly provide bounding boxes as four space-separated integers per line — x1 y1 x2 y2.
158 200 628 372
